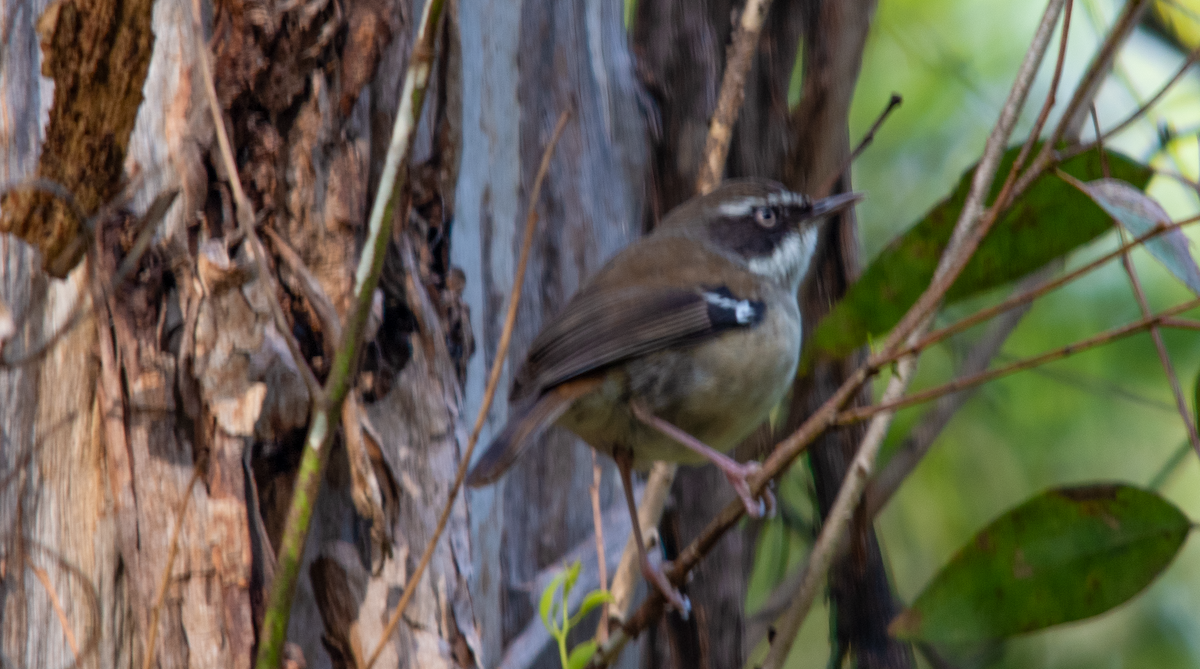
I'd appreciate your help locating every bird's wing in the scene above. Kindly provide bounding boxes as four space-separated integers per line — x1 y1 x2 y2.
510 283 765 402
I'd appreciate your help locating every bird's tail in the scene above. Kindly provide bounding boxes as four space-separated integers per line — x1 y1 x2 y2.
466 377 600 487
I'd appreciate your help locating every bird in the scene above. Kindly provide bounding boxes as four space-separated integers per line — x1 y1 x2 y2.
466 178 862 613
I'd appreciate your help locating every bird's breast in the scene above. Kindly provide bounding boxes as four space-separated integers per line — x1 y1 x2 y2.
559 292 801 468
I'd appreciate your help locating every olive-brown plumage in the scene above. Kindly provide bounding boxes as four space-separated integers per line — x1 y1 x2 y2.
466 178 861 613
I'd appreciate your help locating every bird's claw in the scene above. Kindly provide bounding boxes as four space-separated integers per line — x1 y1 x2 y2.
726 461 775 519
641 556 691 619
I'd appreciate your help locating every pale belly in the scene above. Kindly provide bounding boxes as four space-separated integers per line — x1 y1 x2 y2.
557 299 801 470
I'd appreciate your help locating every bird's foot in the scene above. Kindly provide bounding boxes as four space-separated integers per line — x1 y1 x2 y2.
640 554 691 619
723 461 775 519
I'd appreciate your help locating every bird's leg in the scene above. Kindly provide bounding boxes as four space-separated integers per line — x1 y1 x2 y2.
630 402 774 519
614 448 691 617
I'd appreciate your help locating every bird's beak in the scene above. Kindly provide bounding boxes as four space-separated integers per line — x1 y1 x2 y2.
808 191 864 220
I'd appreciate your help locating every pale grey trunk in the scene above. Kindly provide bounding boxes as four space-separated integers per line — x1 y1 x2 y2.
455 0 647 666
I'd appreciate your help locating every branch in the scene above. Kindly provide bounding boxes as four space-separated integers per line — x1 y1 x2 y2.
1013 0 1153 199
361 109 571 669
863 265 1051 519
762 347 921 669
899 213 1200 360
252 0 449 665
835 297 1200 424
695 0 775 194
814 93 903 198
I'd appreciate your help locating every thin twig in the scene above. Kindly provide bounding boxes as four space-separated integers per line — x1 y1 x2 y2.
835 298 1200 424
142 469 201 669
1064 46 1200 160
762 345 921 669
864 265 1050 519
608 461 675 623
262 226 343 349
589 1 1069 663
30 564 79 660
192 30 323 403
1114 222 1200 457
362 109 570 669
1091 103 1200 457
1014 0 1152 199
814 93 903 198
1009 0 1074 183
899 213 1200 360
590 451 609 641
253 0 449 665
695 0 775 193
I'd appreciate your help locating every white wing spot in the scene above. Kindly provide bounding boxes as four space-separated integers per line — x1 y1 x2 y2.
703 291 756 324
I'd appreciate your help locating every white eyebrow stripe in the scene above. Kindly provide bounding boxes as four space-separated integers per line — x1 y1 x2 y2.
716 191 808 217
716 197 762 217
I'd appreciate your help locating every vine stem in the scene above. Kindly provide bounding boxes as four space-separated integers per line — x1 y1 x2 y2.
252 0 447 666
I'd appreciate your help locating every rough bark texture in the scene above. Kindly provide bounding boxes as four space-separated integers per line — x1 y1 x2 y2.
1 0 478 665
0 0 156 275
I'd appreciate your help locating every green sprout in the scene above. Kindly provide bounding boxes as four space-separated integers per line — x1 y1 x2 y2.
539 559 614 669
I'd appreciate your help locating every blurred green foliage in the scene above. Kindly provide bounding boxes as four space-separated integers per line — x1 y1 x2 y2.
746 0 1200 667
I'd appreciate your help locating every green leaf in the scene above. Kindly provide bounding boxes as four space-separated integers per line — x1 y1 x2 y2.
540 571 567 635
1060 175 1200 295
564 559 582 599
567 641 598 669
814 146 1153 356
890 484 1190 643
569 590 615 628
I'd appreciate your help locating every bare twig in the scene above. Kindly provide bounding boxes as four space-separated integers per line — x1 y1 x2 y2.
1065 46 1200 158
1014 0 1152 199
608 461 676 623
814 93 903 198
142 469 201 669
898 213 1200 360
590 451 609 641
1008 0 1074 183
762 347 921 669
253 0 449 664
864 266 1051 519
192 29 323 403
1089 103 1200 458
24 539 101 667
695 0 775 193
362 109 570 669
30 564 79 660
835 297 1200 424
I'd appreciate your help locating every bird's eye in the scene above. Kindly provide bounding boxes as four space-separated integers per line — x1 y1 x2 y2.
753 206 777 228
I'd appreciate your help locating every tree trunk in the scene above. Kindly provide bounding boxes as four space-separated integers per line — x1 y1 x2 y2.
455 0 648 666
1 0 479 666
